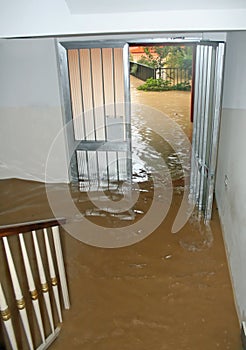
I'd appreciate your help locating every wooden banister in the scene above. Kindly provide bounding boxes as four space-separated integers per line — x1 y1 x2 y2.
0 218 66 237
0 217 70 350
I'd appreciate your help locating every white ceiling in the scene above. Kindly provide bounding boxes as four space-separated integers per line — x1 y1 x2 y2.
65 0 246 14
1 0 246 38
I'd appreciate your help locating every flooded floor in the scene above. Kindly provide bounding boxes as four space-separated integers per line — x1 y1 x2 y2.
0 77 241 349
130 76 193 140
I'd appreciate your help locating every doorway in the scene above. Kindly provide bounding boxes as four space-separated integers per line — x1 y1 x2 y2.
129 44 193 184
128 41 225 222
57 38 225 224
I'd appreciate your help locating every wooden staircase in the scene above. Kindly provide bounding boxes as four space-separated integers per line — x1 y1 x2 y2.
0 218 70 350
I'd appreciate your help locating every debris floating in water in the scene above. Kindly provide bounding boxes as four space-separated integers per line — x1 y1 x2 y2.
162 254 172 260
129 263 147 269
134 209 144 214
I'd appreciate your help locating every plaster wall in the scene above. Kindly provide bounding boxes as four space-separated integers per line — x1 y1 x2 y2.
216 31 246 322
0 38 69 183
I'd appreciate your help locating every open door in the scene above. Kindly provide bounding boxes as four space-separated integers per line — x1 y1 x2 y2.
61 42 131 190
190 42 225 221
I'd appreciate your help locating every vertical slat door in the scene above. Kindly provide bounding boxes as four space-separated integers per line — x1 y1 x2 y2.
67 43 131 190
204 43 225 220
190 42 225 221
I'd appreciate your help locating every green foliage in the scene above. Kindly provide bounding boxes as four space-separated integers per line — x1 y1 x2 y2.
137 78 171 91
137 78 191 92
130 63 138 76
137 45 193 80
137 47 170 70
137 57 155 68
129 53 134 61
172 81 191 91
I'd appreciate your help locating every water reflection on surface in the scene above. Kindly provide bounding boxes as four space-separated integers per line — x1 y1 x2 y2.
0 76 241 349
76 76 193 229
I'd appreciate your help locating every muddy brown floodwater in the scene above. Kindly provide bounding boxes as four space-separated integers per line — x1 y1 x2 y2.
0 76 242 349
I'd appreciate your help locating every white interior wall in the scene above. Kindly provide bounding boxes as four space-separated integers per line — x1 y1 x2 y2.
0 38 69 183
216 31 246 323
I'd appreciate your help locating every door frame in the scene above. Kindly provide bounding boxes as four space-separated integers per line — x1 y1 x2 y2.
56 40 131 184
56 37 225 220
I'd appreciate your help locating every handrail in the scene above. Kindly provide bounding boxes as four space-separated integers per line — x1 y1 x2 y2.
0 216 70 349
0 218 66 237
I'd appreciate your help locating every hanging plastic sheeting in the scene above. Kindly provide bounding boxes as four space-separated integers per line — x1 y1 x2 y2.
190 42 225 222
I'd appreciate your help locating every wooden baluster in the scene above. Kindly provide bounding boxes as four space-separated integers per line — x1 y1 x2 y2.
19 233 46 343
51 226 70 310
0 283 18 350
31 231 55 333
2 237 34 350
43 228 62 323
